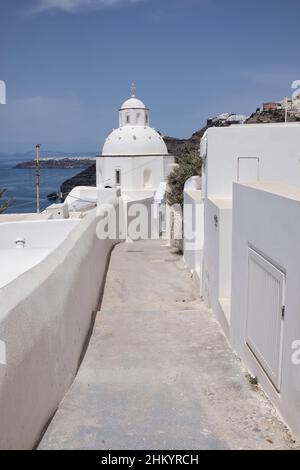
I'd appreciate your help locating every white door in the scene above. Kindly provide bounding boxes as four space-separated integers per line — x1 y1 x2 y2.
237 157 259 182
246 248 285 391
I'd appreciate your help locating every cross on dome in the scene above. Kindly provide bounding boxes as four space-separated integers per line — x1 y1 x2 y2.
131 82 136 98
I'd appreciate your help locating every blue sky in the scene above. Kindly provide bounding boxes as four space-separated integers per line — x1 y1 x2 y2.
0 0 300 153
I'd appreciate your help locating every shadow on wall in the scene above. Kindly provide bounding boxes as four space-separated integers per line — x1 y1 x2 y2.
0 207 119 449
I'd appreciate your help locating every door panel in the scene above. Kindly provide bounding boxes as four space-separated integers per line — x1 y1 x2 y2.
246 248 285 391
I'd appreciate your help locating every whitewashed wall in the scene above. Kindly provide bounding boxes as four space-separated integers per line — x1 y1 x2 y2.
183 189 203 284
202 198 232 337
0 219 78 250
0 208 119 449
193 124 300 437
231 182 300 437
200 122 300 335
97 155 171 191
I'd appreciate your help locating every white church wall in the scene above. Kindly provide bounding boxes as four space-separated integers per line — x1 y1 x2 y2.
231 181 300 437
203 123 300 200
98 156 133 188
0 207 119 449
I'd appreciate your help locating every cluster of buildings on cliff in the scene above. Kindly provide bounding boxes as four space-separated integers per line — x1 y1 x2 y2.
261 88 300 113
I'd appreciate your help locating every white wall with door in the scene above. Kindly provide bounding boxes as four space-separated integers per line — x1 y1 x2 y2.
202 123 300 199
231 181 300 436
200 123 300 330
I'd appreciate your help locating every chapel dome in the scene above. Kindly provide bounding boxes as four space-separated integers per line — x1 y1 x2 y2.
102 126 168 156
120 97 147 110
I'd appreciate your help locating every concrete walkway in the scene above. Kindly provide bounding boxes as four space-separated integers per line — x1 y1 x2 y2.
39 240 297 450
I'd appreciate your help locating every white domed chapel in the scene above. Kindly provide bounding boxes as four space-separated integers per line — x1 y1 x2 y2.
97 85 174 193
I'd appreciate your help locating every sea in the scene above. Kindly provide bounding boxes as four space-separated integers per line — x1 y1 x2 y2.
0 155 81 214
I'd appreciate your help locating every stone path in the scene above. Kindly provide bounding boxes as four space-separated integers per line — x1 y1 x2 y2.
39 240 297 450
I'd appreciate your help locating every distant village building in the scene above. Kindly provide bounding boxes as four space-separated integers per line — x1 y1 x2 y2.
262 102 282 111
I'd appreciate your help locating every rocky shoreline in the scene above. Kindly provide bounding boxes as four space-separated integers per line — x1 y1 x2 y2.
16 158 95 169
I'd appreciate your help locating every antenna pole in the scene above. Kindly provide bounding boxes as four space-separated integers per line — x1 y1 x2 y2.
35 144 41 213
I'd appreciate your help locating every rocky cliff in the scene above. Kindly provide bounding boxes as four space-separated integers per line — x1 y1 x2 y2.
60 164 97 200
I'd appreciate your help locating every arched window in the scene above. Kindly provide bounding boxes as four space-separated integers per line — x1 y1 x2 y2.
143 169 152 188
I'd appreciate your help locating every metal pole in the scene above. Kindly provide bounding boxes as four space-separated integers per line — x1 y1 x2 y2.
285 97 288 123
35 144 41 213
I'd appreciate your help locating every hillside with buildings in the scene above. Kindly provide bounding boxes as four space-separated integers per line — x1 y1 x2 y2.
246 91 300 124
246 108 300 124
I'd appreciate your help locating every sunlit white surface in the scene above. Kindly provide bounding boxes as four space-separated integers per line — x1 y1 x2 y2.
0 219 79 288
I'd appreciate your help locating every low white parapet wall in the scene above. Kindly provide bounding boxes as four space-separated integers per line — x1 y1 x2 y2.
0 219 79 250
0 213 53 223
0 207 119 449
231 181 300 437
